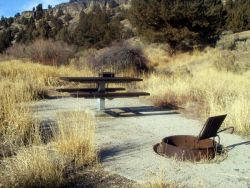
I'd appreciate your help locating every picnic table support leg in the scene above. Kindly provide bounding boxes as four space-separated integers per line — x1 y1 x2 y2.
97 82 106 111
97 98 105 111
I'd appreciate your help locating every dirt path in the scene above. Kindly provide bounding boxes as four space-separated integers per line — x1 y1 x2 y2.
31 98 250 188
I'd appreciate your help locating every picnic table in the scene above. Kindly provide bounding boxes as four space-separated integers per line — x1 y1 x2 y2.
56 72 150 111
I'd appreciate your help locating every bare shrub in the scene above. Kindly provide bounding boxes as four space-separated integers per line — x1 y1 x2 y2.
6 39 75 66
89 43 148 74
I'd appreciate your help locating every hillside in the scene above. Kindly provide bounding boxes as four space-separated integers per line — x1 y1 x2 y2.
0 0 249 53
0 0 131 52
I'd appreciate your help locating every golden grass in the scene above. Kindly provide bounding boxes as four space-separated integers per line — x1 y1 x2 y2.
143 48 250 135
0 60 97 187
143 177 177 188
0 147 65 188
0 111 96 188
0 60 93 153
52 111 96 167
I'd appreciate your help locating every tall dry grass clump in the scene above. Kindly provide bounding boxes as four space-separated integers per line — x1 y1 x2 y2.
0 148 65 188
52 111 96 166
0 79 34 156
143 177 177 188
0 111 96 188
143 48 250 135
0 60 96 187
0 60 89 155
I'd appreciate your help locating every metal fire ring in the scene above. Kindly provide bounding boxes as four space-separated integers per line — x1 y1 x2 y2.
153 135 218 161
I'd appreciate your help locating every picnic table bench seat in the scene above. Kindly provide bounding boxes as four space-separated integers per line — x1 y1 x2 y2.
56 87 126 93
70 91 150 98
60 77 143 83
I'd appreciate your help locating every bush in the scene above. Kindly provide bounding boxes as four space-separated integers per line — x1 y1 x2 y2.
6 39 75 66
89 43 148 74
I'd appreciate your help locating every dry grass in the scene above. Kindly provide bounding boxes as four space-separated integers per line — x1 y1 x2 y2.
0 111 96 188
0 147 65 188
52 111 97 167
0 60 97 187
142 48 250 135
0 60 92 155
143 177 177 188
6 39 75 66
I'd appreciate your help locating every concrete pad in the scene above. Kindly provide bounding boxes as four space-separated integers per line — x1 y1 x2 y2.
30 98 250 188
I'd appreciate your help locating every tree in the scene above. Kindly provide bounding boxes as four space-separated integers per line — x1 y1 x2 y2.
0 16 8 28
38 19 52 38
129 0 226 49
0 29 13 52
14 13 21 18
73 6 121 48
35 4 44 20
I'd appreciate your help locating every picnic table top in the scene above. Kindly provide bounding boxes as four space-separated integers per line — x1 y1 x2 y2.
60 76 143 83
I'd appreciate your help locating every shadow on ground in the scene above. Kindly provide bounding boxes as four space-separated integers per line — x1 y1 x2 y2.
226 141 250 151
104 106 179 117
39 119 57 143
98 144 142 163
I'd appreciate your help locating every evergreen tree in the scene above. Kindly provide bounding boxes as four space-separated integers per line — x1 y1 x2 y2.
129 0 226 49
0 29 13 52
38 19 52 38
74 6 121 48
35 4 44 20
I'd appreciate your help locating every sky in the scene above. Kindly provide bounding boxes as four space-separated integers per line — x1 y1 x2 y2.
0 0 68 17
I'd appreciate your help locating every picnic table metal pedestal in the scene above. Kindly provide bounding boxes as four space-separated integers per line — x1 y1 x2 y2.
97 81 105 111
58 73 150 111
97 98 105 111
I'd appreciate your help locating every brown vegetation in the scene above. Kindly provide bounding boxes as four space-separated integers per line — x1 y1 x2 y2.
69 42 149 76
6 39 75 66
0 60 96 187
141 46 250 135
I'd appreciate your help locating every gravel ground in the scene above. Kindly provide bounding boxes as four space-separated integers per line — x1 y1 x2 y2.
30 97 250 188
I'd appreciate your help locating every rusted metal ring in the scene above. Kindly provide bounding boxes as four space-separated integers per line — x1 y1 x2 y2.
154 135 218 161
